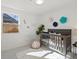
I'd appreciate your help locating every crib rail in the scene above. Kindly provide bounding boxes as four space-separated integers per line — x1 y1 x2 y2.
49 33 71 55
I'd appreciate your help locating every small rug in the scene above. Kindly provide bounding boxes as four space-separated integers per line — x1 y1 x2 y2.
26 50 52 57
26 50 69 59
45 52 69 59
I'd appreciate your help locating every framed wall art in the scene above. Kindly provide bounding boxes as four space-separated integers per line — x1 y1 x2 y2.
3 13 19 33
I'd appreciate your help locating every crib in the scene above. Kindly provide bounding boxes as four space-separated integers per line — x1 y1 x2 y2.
40 29 71 56
49 33 71 56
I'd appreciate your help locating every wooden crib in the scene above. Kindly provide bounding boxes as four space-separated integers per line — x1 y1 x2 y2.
48 29 71 56
49 33 71 56
40 29 71 56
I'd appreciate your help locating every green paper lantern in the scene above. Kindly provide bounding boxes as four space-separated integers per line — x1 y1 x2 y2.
60 16 67 24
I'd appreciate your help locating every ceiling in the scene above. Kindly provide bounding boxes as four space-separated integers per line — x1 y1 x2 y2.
2 0 76 14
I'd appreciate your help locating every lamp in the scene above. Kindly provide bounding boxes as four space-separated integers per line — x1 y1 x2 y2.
32 0 44 5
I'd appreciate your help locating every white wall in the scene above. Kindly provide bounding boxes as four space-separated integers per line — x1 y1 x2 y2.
1 7 41 51
1 0 76 51
39 3 77 46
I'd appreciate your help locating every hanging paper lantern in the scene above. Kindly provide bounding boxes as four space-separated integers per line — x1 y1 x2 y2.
60 16 67 24
53 22 58 27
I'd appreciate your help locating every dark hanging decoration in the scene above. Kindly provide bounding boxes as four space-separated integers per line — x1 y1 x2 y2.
53 22 58 27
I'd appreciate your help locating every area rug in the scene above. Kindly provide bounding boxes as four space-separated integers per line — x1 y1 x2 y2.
26 50 69 59
26 50 52 57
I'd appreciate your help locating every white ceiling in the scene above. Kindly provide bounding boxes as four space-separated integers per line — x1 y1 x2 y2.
2 0 76 14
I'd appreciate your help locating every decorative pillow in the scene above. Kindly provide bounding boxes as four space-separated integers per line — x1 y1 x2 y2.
32 40 40 49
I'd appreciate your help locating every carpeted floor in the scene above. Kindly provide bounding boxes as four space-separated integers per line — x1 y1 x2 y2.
2 46 76 59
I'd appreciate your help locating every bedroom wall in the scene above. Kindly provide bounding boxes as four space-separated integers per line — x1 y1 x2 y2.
2 0 76 51
39 2 77 45
1 6 41 51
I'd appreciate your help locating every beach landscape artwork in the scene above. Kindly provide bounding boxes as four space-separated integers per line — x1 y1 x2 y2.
3 13 19 33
